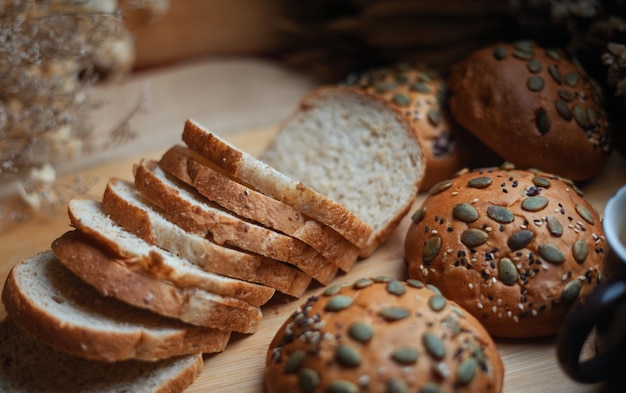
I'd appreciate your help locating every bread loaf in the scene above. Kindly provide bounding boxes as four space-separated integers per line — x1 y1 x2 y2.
265 278 504 393
1 250 230 362
405 166 606 337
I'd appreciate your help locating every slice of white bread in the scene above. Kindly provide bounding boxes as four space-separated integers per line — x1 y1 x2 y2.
102 177 312 297
158 146 360 271
1 250 230 362
133 160 338 284
181 118 374 249
67 199 274 307
0 318 204 393
261 86 425 257
52 231 263 334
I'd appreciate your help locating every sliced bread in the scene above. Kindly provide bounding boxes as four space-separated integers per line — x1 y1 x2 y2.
134 160 338 284
102 177 312 297
1 250 230 362
67 198 275 307
181 118 374 249
52 231 262 334
158 146 360 271
260 86 425 257
0 318 204 393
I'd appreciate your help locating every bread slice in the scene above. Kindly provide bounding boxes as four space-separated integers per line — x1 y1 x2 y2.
0 318 204 393
52 231 262 334
134 160 338 284
158 146 360 271
1 250 230 362
67 198 274 307
261 87 425 257
181 118 374 249
102 177 312 297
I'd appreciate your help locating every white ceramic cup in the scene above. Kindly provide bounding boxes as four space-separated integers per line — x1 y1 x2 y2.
557 185 626 383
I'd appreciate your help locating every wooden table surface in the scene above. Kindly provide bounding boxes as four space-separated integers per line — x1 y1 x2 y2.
1 59 625 393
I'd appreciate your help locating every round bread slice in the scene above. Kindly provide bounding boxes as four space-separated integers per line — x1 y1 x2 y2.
265 278 504 393
1 250 231 362
405 165 606 338
0 318 204 392
52 231 263 334
157 146 360 271
447 41 611 181
67 198 275 307
182 115 378 251
102 177 313 297
259 87 425 257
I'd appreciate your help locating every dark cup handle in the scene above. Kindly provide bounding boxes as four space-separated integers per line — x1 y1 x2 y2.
557 277 626 383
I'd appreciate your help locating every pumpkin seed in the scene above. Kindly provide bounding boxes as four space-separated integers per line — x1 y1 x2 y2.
298 368 320 393
456 358 478 385
538 243 565 263
411 82 431 93
391 347 418 365
573 239 588 263
429 180 452 195
514 40 534 52
407 279 425 288
392 93 411 107
428 295 447 311
492 46 507 59
427 109 441 126
558 89 574 102
411 207 426 223
575 204 595 225
574 105 588 127
468 176 492 188
420 383 443 393
325 295 354 311
327 379 358 393
527 59 542 73
522 196 549 211
418 73 434 83
386 379 409 393
374 276 394 283
375 82 397 93
527 76 545 91
508 230 534 250
514 50 533 60
565 72 579 87
562 280 582 302
453 203 478 222
536 107 551 134
387 280 406 296
532 176 552 188
423 236 442 262
587 106 597 125
546 49 561 60
348 321 374 343
379 306 410 321
395 73 409 84
423 332 445 359
487 205 513 224
548 64 562 84
323 285 341 296
335 345 361 368
461 229 489 247
285 349 306 373
498 258 518 286
427 284 442 296
547 217 563 237
353 278 374 289
555 100 573 121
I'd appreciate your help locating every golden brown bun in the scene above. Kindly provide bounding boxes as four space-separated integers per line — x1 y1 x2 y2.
405 166 606 338
343 64 483 190
448 41 611 181
265 278 504 393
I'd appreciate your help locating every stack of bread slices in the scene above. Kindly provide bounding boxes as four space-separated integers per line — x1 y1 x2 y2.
0 86 424 392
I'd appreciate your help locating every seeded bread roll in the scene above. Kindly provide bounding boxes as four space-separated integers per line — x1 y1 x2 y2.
405 165 606 338
448 41 612 181
342 63 476 190
265 278 504 393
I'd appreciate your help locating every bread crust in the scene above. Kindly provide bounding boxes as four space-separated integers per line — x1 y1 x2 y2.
448 42 611 181
0 318 205 392
158 147 360 271
103 177 313 297
52 231 263 334
405 166 605 337
265 279 504 393
182 118 374 249
1 250 231 361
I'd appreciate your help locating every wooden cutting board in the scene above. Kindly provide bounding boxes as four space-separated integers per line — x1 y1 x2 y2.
0 125 625 393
